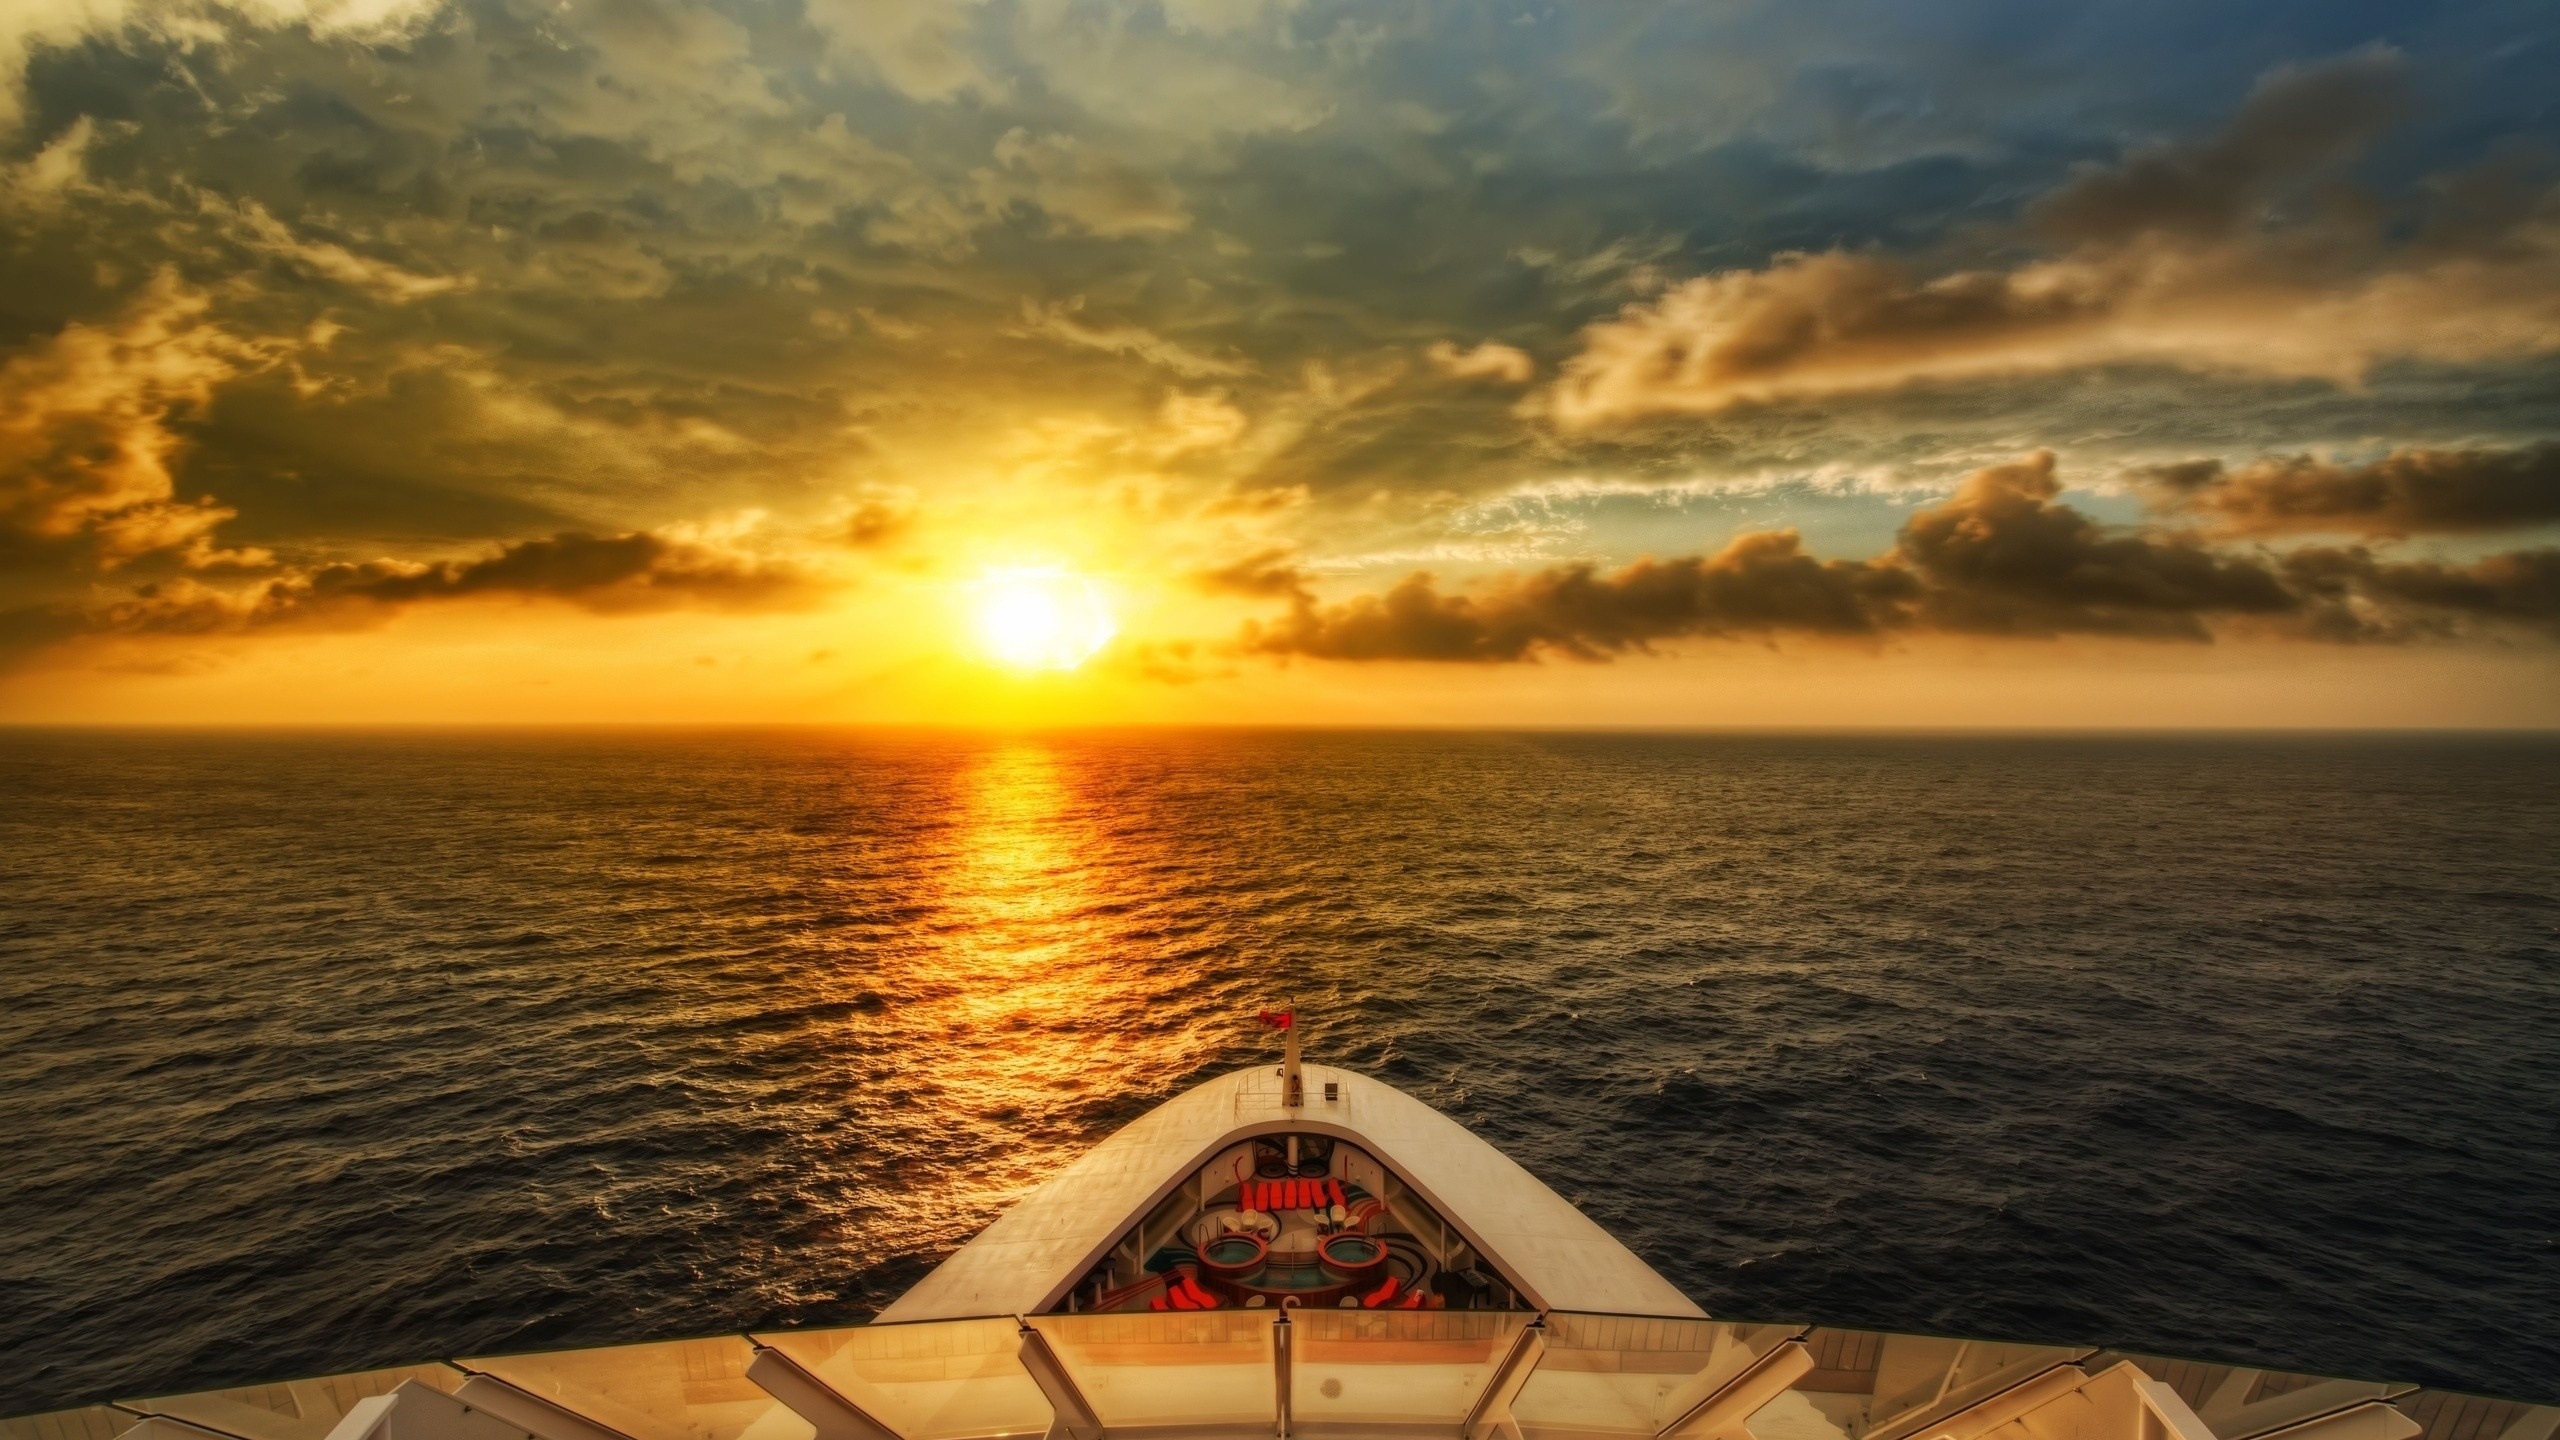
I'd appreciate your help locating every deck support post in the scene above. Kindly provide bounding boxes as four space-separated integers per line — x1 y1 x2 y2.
1462 1320 1547 1440
1656 1340 1815 1440
320 1381 551 1440
1273 1312 1294 1440
450 1377 636 1440
744 1347 908 1440
1015 1322 1106 1440
1887 1365 2093 1440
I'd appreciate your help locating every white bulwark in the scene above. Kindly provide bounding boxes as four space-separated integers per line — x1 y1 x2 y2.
877 1061 1706 1322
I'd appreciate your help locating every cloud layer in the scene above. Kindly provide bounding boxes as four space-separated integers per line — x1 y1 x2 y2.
0 524 815 668
2143 443 2560 537
1242 454 2560 661
0 0 2557 702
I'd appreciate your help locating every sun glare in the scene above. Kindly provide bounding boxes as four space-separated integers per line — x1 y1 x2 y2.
970 568 1118 671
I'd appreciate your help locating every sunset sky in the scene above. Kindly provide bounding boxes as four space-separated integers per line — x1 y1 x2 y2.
2 0 2557 725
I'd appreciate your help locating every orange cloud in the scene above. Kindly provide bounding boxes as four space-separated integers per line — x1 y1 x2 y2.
0 272 277 568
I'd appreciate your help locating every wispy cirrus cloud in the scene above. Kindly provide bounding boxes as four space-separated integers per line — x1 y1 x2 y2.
1009 300 1254 378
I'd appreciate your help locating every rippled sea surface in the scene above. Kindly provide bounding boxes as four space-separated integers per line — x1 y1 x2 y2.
3 729 2557 1413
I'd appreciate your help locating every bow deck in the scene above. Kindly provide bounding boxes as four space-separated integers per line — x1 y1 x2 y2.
879 1063 1704 1322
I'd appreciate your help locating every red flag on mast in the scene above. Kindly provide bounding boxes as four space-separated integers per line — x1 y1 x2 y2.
1258 1008 1293 1031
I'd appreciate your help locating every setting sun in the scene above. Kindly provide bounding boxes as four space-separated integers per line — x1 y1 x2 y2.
970 568 1118 671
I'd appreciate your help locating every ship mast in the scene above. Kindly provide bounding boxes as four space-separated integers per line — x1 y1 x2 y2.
1282 1003 1303 1109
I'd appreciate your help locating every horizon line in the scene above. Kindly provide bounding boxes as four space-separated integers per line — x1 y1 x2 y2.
5 720 2559 737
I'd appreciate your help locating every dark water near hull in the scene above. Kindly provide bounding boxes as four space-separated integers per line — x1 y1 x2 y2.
2 730 2556 1413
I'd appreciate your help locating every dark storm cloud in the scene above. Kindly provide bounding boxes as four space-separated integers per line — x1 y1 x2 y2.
2031 47 2409 244
292 529 807 608
2282 546 2560 640
2139 443 2560 537
1241 452 2560 661
1897 453 2296 639
1242 532 1914 662
0 525 816 669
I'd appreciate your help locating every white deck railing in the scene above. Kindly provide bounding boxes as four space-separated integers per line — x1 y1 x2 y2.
6 1315 2546 1440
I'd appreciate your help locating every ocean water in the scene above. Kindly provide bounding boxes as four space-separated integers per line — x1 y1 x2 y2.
2 729 2556 1414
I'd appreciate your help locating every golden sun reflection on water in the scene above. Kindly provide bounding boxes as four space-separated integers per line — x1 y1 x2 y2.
839 741 1230 1260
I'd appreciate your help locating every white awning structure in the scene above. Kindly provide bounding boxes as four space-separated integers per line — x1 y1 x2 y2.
877 1062 1705 1323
